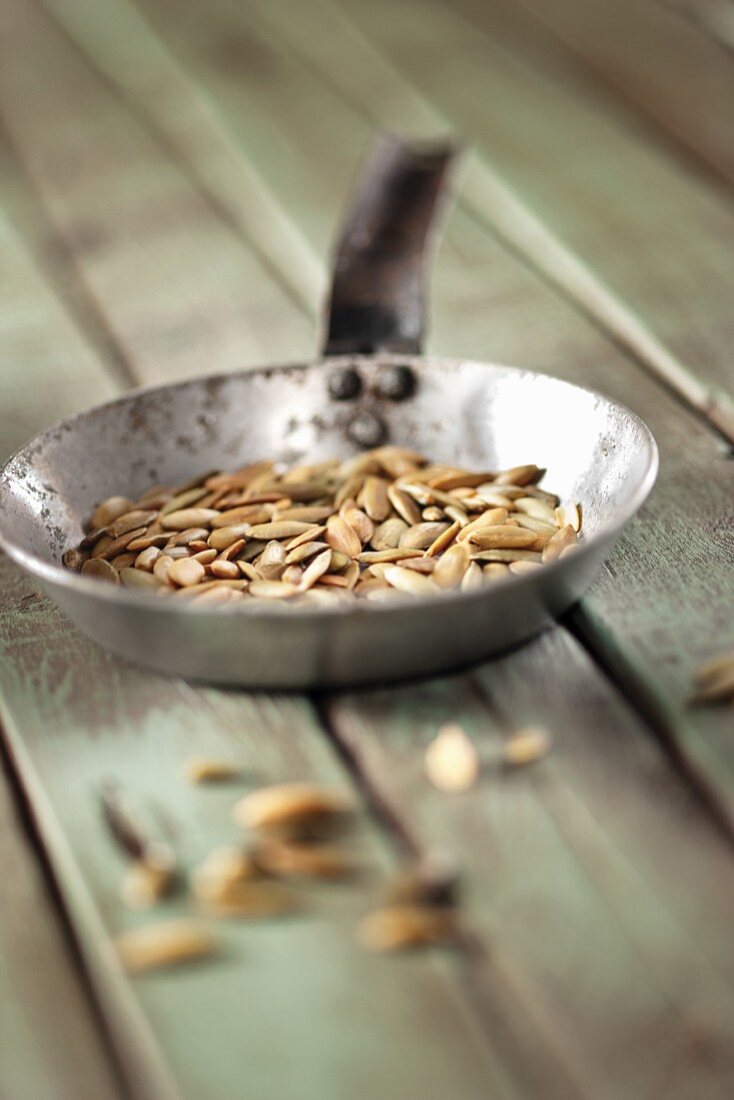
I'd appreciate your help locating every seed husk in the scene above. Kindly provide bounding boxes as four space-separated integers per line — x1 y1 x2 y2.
81 558 120 583
357 905 458 952
503 727 551 767
424 723 480 792
115 919 217 974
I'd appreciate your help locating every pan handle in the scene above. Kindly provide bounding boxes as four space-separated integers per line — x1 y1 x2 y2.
323 135 457 356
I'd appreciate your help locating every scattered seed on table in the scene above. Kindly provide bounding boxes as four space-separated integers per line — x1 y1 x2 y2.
65 452 582 604
503 727 551 767
424 723 480 792
115 919 217 974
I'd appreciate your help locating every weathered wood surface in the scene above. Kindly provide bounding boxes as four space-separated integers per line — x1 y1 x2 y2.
259 0 734 438
126 0 734 825
482 0 734 189
0 754 124 1100
1 0 734 1097
0 3 565 1097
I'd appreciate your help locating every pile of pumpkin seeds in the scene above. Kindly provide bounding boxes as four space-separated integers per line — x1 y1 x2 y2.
64 447 582 605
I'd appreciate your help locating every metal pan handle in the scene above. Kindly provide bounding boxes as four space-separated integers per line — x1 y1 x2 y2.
323 135 456 356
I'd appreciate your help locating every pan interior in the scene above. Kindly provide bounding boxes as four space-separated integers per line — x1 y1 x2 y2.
0 356 656 567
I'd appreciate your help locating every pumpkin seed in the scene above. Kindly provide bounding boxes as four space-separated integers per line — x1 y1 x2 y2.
371 517 409 550
543 524 578 562
503 727 551 766
184 757 242 784
433 542 470 589
81 558 120 583
326 515 361 558
169 558 206 587
248 580 298 599
300 549 332 590
399 522 449 551
160 508 220 531
254 838 358 880
90 496 134 530
115 919 217 973
234 784 353 835
384 565 437 597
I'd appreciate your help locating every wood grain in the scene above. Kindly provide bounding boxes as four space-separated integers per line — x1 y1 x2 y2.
326 634 734 1098
132 0 734 825
319 0 734 438
0 4 540 1095
0 753 124 1100
496 0 734 189
0 0 313 386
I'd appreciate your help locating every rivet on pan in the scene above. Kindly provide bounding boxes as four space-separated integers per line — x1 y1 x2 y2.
346 410 388 449
375 363 416 401
327 366 362 401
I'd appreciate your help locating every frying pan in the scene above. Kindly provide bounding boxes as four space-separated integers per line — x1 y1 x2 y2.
0 136 658 688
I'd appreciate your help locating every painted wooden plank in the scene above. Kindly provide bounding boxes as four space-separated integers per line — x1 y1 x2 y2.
0 6 538 1095
0 0 313 386
326 635 734 1099
0 755 124 1100
0 562 512 1100
128 0 734 825
492 0 734 189
662 0 734 53
66 4 734 1092
37 0 324 313
248 0 734 439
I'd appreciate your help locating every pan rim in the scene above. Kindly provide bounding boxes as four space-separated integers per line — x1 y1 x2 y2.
0 355 659 620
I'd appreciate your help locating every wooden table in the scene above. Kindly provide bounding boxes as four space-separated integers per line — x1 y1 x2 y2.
1 1 733 1097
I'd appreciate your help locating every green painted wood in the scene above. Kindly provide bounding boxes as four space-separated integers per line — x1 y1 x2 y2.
0 4 540 1095
246 0 734 439
0 563 513 1100
492 0 734 189
127 0 734 826
327 637 734 1098
662 0 734 53
0 756 124 1100
0 0 313 386
37 0 324 314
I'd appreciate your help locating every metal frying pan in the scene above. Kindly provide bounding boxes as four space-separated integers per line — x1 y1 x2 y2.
0 137 658 688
